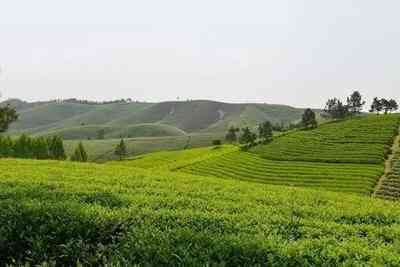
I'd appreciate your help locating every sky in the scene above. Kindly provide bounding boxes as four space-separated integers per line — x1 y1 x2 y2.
0 0 399 108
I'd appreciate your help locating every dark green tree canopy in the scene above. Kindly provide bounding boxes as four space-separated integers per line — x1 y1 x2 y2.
71 142 88 162
225 126 240 143
388 99 399 113
323 98 348 119
115 139 128 160
302 109 318 129
239 127 257 146
0 104 18 133
258 121 273 143
370 97 383 114
346 91 365 114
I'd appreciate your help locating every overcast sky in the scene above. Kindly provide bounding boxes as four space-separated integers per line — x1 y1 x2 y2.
0 0 399 108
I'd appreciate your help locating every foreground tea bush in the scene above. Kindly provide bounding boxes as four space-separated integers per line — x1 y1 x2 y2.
1 159 400 266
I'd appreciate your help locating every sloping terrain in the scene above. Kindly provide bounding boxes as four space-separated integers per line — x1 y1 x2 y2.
126 115 400 195
251 115 399 164
4 99 306 139
40 123 186 140
64 133 224 161
1 158 400 266
375 131 400 200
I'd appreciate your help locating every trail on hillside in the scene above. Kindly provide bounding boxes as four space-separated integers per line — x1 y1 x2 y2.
373 127 400 197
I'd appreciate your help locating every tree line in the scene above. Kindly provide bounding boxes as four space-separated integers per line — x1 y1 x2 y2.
323 91 398 119
224 90 398 148
0 135 66 160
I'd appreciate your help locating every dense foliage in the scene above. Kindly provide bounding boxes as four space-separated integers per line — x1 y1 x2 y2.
0 135 66 160
0 104 18 133
1 159 400 266
301 109 317 129
70 142 88 162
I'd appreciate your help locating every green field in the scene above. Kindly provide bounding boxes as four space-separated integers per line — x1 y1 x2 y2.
1 159 400 266
251 115 399 164
376 150 400 200
113 145 238 170
117 115 399 195
41 123 186 140
180 152 383 194
64 132 224 161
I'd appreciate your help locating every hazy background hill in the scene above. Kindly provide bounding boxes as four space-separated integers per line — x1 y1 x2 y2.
3 99 307 140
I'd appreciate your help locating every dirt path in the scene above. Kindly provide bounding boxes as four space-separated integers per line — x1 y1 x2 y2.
373 127 400 197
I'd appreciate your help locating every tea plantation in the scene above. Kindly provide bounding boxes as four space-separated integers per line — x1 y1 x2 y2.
175 115 400 194
1 159 400 266
251 115 399 164
181 152 383 194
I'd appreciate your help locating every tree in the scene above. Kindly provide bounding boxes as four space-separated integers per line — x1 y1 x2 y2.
32 137 50 159
225 126 240 143
323 98 348 119
212 139 222 146
302 108 318 129
258 121 273 143
0 135 14 157
346 91 365 114
13 134 33 158
370 97 383 115
388 99 399 113
115 139 128 160
239 127 257 147
0 104 18 133
48 136 67 160
381 98 391 114
71 142 88 162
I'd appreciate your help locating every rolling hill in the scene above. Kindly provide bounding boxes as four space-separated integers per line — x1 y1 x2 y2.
122 114 400 195
3 99 307 139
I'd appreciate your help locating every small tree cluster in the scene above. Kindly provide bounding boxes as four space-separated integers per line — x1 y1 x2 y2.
0 135 66 160
258 121 273 143
212 139 222 146
370 98 398 115
323 91 365 119
70 142 88 162
0 104 19 133
225 126 240 143
301 109 318 129
115 139 128 160
239 127 257 147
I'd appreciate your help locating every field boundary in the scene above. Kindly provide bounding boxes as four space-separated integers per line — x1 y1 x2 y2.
373 127 400 197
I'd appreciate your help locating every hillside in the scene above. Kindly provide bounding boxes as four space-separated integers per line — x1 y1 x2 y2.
1 158 400 265
3 99 306 139
123 115 400 195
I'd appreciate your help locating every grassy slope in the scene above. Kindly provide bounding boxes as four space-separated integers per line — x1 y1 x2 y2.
251 115 400 164
6 100 305 139
1 158 400 266
64 132 224 161
121 115 398 195
110 145 238 170
40 123 186 140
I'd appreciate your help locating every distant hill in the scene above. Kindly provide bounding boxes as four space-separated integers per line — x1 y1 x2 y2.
3 99 308 139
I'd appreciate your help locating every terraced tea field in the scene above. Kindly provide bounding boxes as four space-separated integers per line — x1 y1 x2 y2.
111 145 238 170
150 115 400 195
181 152 383 194
1 159 400 266
375 132 400 200
251 115 399 164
